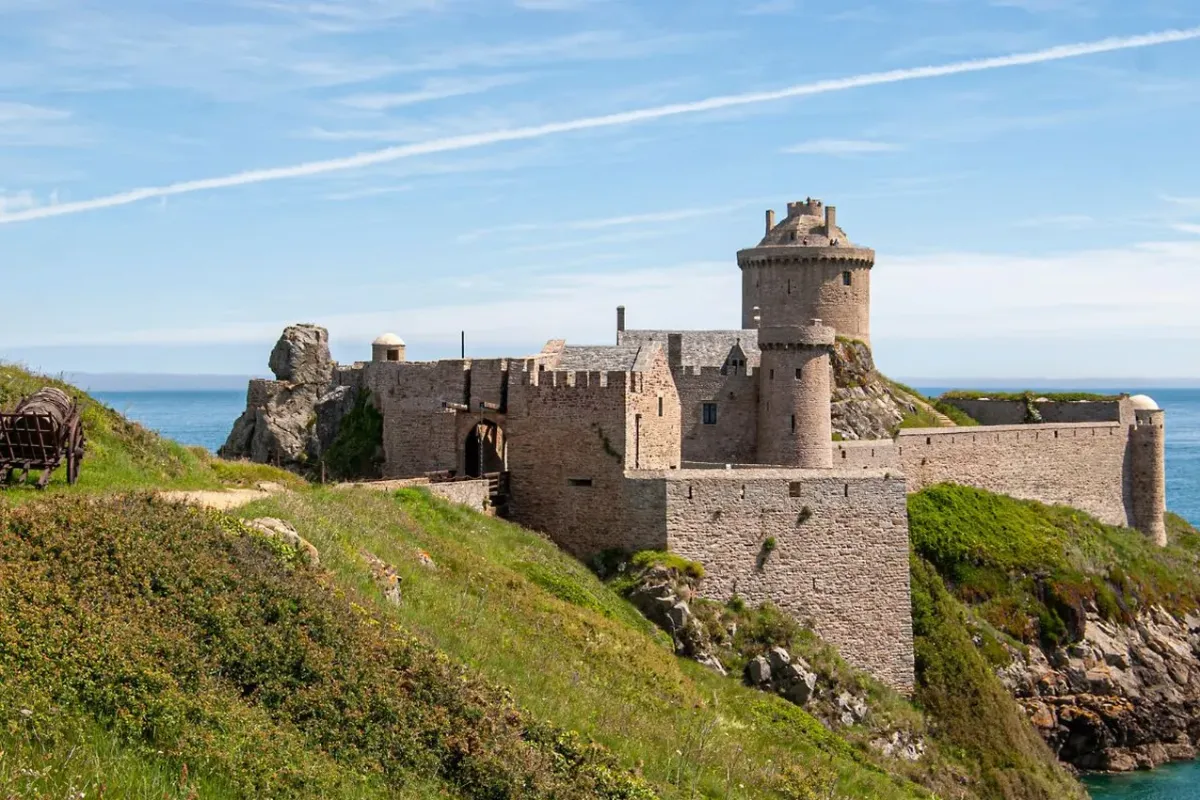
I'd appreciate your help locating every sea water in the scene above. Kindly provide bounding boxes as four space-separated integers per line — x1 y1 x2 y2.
99 385 1200 796
93 390 246 454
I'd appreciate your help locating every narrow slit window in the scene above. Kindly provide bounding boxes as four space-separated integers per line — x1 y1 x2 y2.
568 478 593 487
769 369 775 380
795 367 802 380
790 415 796 433
687 485 693 500
740 484 746 500
844 484 850 498
842 270 852 286
657 396 664 417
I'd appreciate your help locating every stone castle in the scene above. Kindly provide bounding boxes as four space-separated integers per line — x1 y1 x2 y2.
224 197 1167 693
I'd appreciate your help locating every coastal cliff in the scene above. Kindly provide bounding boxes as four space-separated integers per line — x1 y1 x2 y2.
910 485 1200 774
1000 606 1200 772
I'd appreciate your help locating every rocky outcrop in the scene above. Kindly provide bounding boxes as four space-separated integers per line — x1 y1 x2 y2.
220 325 364 473
245 517 320 567
268 324 333 386
830 339 927 440
745 646 820 706
996 606 1200 772
627 565 727 675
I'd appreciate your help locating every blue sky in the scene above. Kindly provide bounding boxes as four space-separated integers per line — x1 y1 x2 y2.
2 0 1200 381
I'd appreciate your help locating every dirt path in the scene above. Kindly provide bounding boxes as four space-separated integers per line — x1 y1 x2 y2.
159 481 289 511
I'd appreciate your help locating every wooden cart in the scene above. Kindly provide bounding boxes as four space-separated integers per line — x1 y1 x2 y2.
0 388 86 488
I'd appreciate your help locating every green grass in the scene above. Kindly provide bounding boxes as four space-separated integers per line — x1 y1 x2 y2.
0 494 661 799
895 407 944 431
0 364 303 496
234 487 938 800
909 558 1086 800
939 390 1125 402
932 401 980 427
909 484 1200 648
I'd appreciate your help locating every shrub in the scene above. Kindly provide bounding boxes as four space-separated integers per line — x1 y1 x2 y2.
322 389 383 480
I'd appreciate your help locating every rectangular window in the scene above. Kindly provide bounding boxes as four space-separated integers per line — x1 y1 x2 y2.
568 478 593 487
702 403 718 425
789 481 803 497
842 270 852 286
790 415 796 433
657 396 664 417
769 369 774 380
795 367 802 380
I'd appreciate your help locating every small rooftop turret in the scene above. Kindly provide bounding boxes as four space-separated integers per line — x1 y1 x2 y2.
372 333 406 363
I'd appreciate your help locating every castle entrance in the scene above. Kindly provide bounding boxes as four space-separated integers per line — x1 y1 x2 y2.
464 420 505 478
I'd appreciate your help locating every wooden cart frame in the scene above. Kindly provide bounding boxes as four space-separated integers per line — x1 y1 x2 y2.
0 406 86 488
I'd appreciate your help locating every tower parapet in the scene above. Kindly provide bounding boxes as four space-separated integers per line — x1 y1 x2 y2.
739 198 875 344
756 319 835 469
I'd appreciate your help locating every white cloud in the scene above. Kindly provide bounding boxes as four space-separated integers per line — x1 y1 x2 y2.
1012 213 1095 229
458 199 766 242
0 190 37 214
873 239 1200 341
4 24 1200 225
782 138 901 155
324 184 413 201
337 75 527 111
1173 223 1200 235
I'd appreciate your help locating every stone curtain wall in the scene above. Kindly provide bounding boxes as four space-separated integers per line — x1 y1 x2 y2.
505 369 634 557
897 423 1132 527
942 398 1125 426
626 469 915 692
833 440 900 469
673 367 758 464
366 360 468 478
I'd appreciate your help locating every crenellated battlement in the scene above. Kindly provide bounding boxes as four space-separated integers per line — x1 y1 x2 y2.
520 368 641 393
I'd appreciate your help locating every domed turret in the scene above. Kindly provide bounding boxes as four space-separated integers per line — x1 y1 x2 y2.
372 333 406 363
738 198 875 344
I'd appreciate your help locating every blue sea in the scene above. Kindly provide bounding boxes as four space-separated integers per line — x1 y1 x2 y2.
96 385 1200 797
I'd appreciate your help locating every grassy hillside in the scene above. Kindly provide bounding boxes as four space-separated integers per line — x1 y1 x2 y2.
0 365 1094 799
909 484 1200 650
0 364 302 494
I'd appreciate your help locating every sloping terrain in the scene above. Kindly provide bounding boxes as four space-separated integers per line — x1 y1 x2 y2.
910 485 1200 772
0 364 1105 799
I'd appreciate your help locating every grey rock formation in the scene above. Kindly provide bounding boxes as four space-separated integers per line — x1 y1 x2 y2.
997 606 1200 772
830 339 922 440
627 565 726 676
269 324 333 385
746 656 772 685
220 325 365 474
245 518 320 567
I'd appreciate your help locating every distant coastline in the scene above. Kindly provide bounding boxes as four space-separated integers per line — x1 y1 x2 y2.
65 371 1200 393
65 373 262 392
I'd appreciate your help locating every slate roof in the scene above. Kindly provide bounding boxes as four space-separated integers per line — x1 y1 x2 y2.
618 329 761 367
556 344 644 371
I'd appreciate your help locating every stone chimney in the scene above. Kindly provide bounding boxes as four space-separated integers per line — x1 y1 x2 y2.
825 205 837 234
616 305 626 342
765 209 775 234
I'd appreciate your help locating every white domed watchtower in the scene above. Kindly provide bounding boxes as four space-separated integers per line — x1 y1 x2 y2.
738 198 875 345
1129 394 1167 546
372 333 406 363
756 319 835 469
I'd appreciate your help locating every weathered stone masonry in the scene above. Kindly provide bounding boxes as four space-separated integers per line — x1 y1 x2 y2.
226 195 1167 695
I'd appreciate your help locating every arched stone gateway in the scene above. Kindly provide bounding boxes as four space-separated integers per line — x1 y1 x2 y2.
464 419 506 478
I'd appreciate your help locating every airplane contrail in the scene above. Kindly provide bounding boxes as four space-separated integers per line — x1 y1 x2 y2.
3 25 1199 226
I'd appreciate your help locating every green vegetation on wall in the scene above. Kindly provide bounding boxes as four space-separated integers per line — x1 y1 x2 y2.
940 390 1125 403
322 389 384 480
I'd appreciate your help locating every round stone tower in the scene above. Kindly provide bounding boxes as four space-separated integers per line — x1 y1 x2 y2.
738 198 875 345
756 319 835 468
1129 395 1167 546
372 333 406 363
